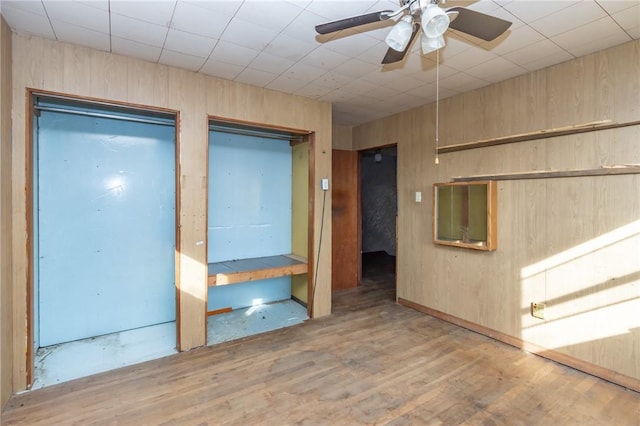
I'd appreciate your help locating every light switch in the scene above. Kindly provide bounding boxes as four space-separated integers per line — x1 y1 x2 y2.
415 191 422 203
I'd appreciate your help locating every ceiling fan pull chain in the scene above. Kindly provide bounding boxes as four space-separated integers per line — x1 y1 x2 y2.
435 48 440 166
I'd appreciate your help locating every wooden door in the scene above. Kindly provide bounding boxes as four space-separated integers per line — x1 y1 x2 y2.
331 150 360 291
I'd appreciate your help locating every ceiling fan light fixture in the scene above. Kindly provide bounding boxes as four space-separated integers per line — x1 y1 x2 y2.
385 15 414 52
421 4 450 38
420 33 445 54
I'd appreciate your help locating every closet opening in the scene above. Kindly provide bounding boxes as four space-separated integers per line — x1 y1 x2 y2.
28 92 179 389
206 118 312 345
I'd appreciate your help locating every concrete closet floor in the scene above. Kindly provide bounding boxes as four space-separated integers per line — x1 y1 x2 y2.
34 299 308 389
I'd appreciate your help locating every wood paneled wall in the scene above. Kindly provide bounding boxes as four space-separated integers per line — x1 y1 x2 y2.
9 33 332 393
0 16 13 409
332 124 353 150
353 41 640 389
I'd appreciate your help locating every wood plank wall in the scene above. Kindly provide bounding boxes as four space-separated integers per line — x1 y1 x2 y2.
0 16 13 409
353 41 640 389
9 33 332 393
332 124 353 150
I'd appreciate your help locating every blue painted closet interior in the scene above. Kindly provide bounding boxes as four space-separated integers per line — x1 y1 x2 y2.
34 98 176 348
208 128 293 311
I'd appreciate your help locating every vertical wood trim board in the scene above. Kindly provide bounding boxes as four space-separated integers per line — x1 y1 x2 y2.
0 16 13 409
10 34 332 392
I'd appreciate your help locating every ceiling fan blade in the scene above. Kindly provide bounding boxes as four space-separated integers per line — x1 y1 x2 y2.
381 24 420 65
315 10 393 34
446 7 512 41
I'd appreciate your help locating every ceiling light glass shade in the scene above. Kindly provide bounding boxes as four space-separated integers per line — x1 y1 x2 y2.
385 16 413 52
421 5 450 38
421 34 445 54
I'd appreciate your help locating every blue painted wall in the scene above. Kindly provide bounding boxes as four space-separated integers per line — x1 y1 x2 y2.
36 110 176 347
208 131 292 310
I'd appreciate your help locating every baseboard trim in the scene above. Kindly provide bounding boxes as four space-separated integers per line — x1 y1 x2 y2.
397 297 640 393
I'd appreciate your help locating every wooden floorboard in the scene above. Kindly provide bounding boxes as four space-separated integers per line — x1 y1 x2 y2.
3 254 639 425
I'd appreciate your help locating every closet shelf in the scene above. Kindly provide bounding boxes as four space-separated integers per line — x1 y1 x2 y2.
208 254 308 286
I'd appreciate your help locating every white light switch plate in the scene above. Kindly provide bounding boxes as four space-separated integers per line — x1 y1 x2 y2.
415 191 422 202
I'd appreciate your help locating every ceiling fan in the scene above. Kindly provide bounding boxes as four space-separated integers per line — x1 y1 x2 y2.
315 0 512 64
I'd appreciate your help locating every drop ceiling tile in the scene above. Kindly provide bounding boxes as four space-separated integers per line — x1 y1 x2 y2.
266 74 309 93
209 40 260 67
180 0 242 16
77 1 109 12
439 36 475 60
612 4 640 32
170 2 233 39
233 67 278 87
465 56 527 83
299 46 351 70
319 88 356 103
263 33 318 62
305 1 379 21
383 74 429 92
595 0 638 15
51 20 110 52
517 48 576 72
0 5 55 39
219 18 279 51
110 14 168 47
111 36 162 62
439 72 491 92
42 1 110 33
321 30 383 57
248 51 296 74
529 1 607 37
332 58 378 78
409 62 460 84
503 38 573 68
163 29 217 58
284 61 327 82
482 25 546 55
627 26 639 39
551 16 631 56
110 0 177 26
356 42 392 65
2 0 47 15
235 1 305 32
440 45 498 72
466 0 501 14
294 83 331 98
311 71 353 90
502 1 575 24
200 59 244 80
281 10 330 45
158 49 206 71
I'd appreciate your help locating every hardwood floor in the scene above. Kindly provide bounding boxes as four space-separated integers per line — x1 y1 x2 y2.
3 256 638 425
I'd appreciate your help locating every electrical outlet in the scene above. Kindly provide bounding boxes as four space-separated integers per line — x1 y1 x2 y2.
531 302 546 319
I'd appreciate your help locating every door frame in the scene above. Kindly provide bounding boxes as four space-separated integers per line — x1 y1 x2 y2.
25 89 181 387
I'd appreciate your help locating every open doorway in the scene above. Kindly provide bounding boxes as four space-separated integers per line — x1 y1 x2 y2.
360 146 397 292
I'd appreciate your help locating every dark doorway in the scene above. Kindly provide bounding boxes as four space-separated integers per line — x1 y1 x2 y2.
360 146 397 295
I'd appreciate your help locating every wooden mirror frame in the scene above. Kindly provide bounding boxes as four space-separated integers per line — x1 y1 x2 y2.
433 180 497 251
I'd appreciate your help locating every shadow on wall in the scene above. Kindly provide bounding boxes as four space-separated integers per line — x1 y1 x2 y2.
361 147 397 256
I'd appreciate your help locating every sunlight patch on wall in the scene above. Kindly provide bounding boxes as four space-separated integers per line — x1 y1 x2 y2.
520 220 640 351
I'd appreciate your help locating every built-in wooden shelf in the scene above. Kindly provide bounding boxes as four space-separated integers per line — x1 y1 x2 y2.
207 254 308 287
437 119 640 154
451 164 640 182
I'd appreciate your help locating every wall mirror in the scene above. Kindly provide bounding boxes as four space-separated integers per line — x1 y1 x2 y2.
433 180 497 251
